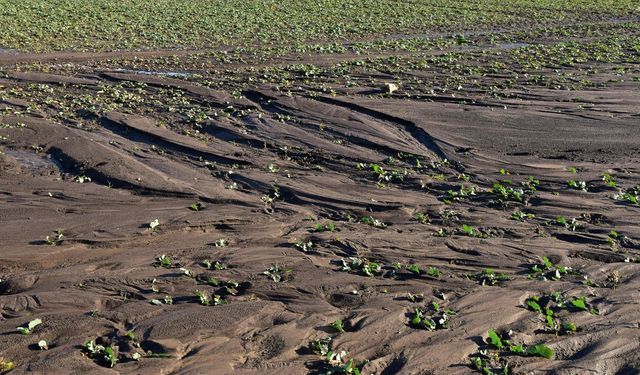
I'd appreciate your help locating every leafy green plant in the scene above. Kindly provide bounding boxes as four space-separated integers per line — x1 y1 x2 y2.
155 254 172 268
477 268 509 286
410 303 455 330
340 257 382 277
359 215 386 228
601 172 617 188
330 319 345 333
567 180 587 191
189 202 206 211
511 210 535 221
413 212 429 224
528 255 571 280
44 230 64 246
16 318 42 335
84 339 118 368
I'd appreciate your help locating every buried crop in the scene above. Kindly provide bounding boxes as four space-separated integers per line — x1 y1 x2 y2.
477 268 510 286
44 230 64 246
84 339 118 368
410 302 455 331
482 329 554 359
525 293 597 334
567 180 587 192
442 185 476 204
528 256 572 280
339 257 382 277
310 342 367 375
263 264 293 282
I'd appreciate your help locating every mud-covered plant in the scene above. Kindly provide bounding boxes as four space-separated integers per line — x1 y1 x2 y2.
263 264 292 282
330 319 345 333
44 230 64 246
154 254 172 268
442 185 476 204
294 239 314 252
410 302 455 331
511 210 535 221
323 350 367 375
528 256 571 280
601 172 617 188
413 212 429 224
491 182 524 202
460 224 484 237
340 257 382 277
614 186 639 205
477 268 509 286
359 216 386 228
0 358 14 372
16 318 42 335
310 337 333 356
148 219 160 231
567 180 587 191
84 339 118 368
313 222 336 232
485 329 554 359
189 202 206 211
427 267 441 278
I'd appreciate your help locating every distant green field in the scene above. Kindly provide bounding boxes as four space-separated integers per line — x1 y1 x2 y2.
0 0 637 52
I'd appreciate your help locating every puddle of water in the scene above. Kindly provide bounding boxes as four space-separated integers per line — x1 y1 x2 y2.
113 68 192 79
4 149 60 172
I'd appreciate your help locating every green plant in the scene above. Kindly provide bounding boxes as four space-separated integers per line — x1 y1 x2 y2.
44 230 64 246
330 319 345 333
16 318 42 335
263 264 292 282
567 180 587 191
413 212 429 224
189 202 206 211
477 268 509 286
84 339 118 368
155 254 172 268
602 172 617 188
511 210 535 221
359 215 386 228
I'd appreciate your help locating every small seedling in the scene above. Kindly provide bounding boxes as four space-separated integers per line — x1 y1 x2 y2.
263 264 292 282
567 180 587 192
155 255 172 268
359 216 386 228
602 172 617 188
294 239 314 252
189 202 205 211
477 268 509 286
330 319 345 333
74 175 92 183
427 267 441 278
44 230 64 245
511 210 535 221
84 339 118 368
17 318 42 335
149 219 160 231
214 238 228 247
413 212 429 224
0 358 14 372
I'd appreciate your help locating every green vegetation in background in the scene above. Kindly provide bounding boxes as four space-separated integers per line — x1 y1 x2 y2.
0 0 638 52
